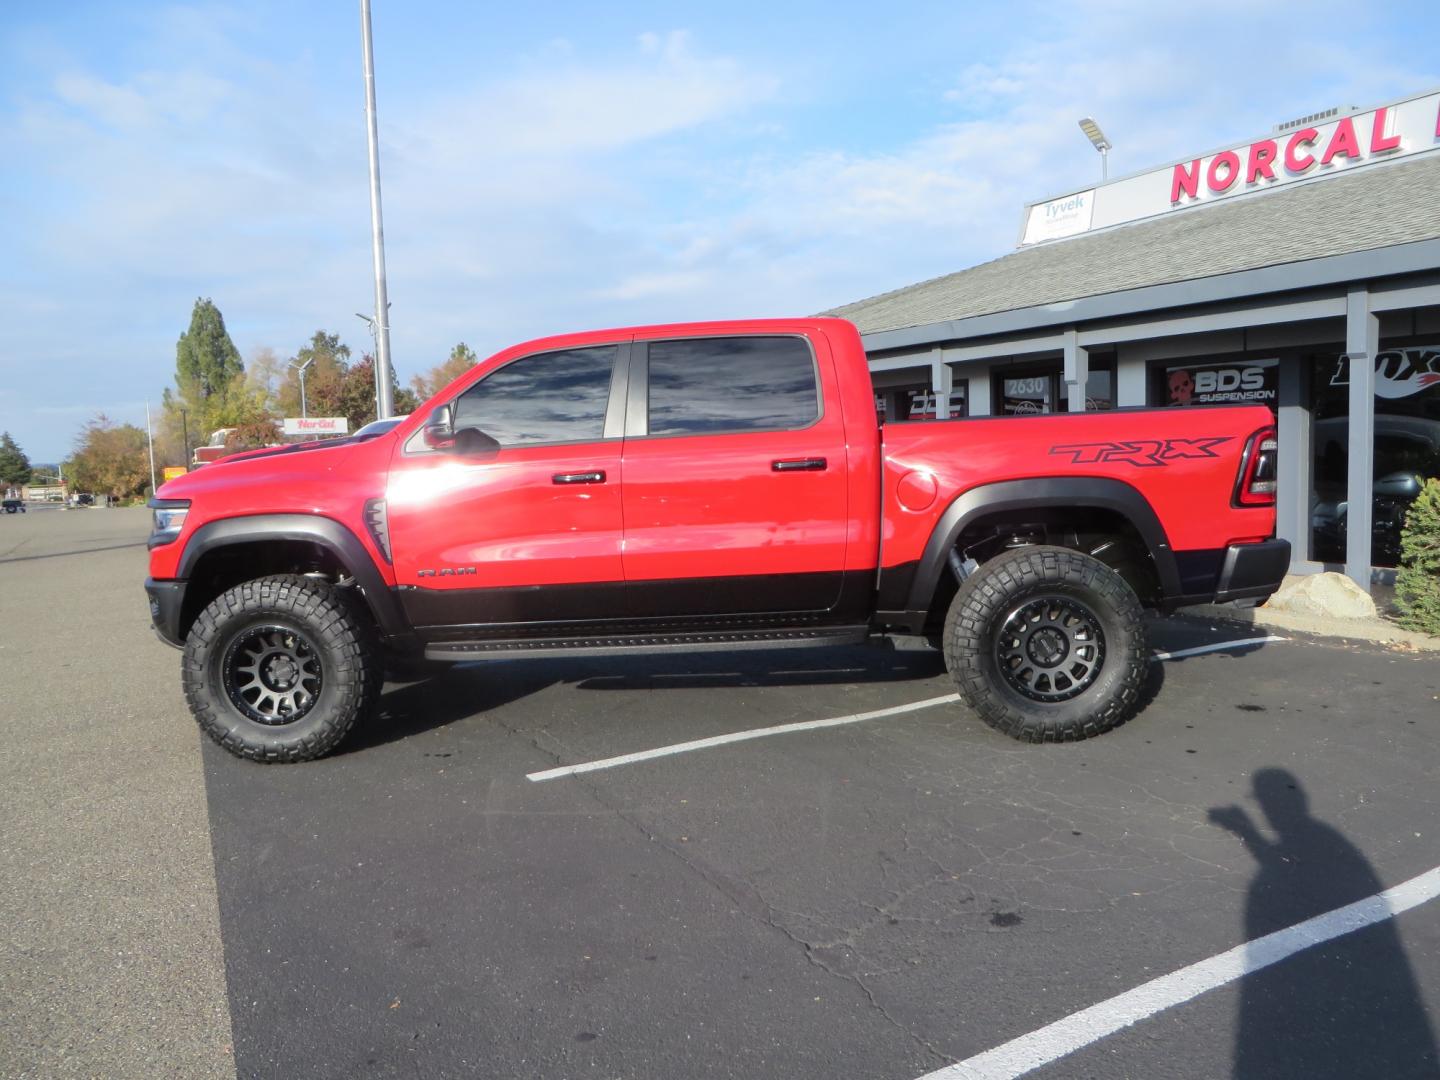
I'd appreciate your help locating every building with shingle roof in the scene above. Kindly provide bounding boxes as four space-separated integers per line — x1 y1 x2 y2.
827 89 1440 588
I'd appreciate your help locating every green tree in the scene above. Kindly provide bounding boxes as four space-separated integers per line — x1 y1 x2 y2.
66 416 151 499
1396 478 1440 636
175 298 244 411
410 343 477 401
0 431 32 487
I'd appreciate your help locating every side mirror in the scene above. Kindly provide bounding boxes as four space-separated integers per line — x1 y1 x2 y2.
423 404 456 450
453 427 502 456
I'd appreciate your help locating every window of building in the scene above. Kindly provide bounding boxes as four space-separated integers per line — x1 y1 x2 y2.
1076 364 1115 411
1309 344 1440 567
997 371 1056 415
992 359 1113 414
646 336 819 437
1150 357 1278 409
444 345 617 447
873 384 968 421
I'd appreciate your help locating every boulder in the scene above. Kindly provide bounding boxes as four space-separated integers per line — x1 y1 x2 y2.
1263 572 1377 620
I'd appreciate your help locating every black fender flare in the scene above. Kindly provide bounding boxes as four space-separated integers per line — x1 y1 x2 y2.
177 513 410 639
897 477 1182 615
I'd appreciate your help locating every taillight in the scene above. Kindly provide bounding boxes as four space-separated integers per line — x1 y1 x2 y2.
1234 427 1278 507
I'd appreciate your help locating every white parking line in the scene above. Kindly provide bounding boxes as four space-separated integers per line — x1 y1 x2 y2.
525 635 1286 782
525 694 962 782
1149 635 1286 662
918 863 1440 1080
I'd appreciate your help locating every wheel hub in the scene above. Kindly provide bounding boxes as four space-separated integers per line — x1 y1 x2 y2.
1026 627 1069 667
263 654 300 690
222 625 323 725
994 595 1106 703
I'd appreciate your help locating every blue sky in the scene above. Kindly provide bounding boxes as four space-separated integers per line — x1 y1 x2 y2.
1 0 1436 461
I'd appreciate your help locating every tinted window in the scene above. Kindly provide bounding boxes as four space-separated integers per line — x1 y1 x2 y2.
647 336 819 436
451 346 615 446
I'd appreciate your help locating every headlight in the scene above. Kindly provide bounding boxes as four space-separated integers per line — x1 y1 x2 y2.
149 500 190 546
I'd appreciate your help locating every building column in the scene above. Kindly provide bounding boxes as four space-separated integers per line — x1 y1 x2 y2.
967 364 992 417
1344 285 1378 589
930 347 952 419
1063 328 1089 412
1115 349 1147 407
1275 355 1309 564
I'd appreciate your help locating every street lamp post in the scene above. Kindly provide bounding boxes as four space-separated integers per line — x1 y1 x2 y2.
360 0 395 419
1078 117 1113 181
290 358 315 419
357 306 390 417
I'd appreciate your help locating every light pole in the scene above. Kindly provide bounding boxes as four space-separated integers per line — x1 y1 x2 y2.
1078 117 1112 181
357 305 390 416
360 0 395 419
290 358 314 418
356 313 377 415
145 400 157 495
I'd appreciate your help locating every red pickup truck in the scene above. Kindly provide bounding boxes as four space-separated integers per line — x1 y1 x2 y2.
145 318 1287 762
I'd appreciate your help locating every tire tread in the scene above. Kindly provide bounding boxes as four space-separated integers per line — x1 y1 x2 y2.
181 575 380 763
942 545 1146 743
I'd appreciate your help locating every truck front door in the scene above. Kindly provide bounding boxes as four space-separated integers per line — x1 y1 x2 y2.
385 343 628 637
620 332 851 619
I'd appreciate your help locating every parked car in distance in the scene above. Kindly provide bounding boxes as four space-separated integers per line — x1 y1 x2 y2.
146 318 1287 763
2 498 25 514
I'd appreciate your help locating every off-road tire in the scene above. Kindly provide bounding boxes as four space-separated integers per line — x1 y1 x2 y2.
942 545 1145 742
182 575 381 763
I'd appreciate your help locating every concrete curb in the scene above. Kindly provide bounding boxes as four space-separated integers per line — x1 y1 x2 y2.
1179 603 1440 652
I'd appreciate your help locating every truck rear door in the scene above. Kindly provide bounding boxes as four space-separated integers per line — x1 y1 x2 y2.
619 332 850 617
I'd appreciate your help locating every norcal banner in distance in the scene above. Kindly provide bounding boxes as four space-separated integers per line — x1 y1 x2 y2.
281 417 350 437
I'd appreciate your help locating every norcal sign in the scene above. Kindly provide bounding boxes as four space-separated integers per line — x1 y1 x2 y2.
1169 106 1403 204
282 416 350 437
1019 88 1440 245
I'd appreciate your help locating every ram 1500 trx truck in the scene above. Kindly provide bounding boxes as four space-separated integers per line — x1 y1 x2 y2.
145 318 1288 762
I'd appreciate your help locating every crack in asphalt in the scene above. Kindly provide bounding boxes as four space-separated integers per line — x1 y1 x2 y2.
478 707 956 1070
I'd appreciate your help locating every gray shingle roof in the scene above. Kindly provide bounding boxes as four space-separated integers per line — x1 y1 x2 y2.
826 153 1440 335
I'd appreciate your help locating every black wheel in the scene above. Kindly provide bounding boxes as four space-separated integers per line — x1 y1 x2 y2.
182 575 381 763
942 545 1145 742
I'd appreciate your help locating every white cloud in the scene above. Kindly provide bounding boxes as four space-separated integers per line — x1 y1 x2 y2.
3 3 1438 462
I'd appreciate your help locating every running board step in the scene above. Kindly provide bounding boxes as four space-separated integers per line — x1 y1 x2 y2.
423 625 871 662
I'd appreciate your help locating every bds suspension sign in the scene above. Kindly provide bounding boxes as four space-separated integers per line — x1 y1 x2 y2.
1021 89 1440 245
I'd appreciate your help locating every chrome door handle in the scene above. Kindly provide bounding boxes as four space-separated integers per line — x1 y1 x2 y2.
771 458 827 472
552 471 606 484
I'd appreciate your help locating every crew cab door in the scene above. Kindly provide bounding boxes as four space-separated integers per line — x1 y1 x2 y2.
620 332 850 617
385 343 628 634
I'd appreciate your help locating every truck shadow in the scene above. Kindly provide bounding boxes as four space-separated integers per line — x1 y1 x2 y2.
345 642 1176 754
345 645 947 754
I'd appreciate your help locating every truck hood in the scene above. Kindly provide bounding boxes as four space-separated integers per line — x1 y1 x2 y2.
157 435 378 501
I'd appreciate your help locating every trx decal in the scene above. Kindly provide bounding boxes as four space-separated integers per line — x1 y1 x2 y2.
1049 437 1233 468
416 567 477 578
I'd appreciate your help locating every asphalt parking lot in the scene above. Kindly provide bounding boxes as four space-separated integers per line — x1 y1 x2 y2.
3 508 1439 1079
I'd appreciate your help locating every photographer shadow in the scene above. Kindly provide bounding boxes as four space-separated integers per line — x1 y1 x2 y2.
1210 769 1438 1079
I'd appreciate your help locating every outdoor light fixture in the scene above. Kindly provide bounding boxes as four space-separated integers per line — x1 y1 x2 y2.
289 357 315 419
1078 117 1112 180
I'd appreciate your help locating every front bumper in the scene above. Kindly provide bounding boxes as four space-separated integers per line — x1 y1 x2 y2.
1212 539 1291 604
145 577 187 649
